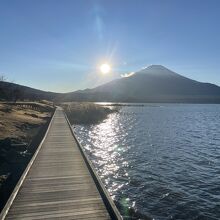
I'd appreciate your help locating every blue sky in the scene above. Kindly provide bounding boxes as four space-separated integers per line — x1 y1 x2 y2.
0 0 220 92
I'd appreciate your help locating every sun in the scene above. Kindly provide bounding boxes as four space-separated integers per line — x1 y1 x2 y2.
100 63 111 74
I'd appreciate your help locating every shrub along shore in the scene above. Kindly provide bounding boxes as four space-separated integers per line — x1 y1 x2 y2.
61 102 119 125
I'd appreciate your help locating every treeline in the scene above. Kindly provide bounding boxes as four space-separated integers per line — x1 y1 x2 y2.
0 85 24 102
0 76 27 101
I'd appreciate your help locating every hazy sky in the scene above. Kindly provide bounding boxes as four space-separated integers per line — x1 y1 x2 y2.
0 0 220 92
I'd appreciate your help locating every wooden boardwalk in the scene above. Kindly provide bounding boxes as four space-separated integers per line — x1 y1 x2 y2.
1 108 121 220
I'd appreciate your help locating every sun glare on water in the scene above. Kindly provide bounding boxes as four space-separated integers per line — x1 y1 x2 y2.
100 63 111 74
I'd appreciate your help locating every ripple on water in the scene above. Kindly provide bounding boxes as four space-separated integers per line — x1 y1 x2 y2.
74 104 220 220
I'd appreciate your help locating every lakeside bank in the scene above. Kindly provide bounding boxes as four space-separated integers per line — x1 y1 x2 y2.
0 102 55 211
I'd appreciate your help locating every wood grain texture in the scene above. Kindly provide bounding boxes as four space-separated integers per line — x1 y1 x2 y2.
4 109 111 220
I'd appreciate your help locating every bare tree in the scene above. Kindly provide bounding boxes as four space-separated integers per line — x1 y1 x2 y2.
0 75 7 82
13 87 24 103
0 75 6 100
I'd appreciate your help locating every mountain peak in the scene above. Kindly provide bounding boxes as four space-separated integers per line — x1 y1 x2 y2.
137 65 176 77
141 65 171 72
147 64 167 69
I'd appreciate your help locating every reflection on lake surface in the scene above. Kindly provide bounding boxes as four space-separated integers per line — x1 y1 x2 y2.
74 104 220 220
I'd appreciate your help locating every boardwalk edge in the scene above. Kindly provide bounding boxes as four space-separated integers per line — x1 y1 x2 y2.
64 111 123 220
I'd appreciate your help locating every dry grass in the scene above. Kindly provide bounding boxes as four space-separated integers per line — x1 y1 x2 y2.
0 102 55 211
0 103 52 143
62 102 118 124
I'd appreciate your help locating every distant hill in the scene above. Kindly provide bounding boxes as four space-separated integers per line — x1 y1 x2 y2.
1 65 220 103
0 81 59 101
63 65 220 103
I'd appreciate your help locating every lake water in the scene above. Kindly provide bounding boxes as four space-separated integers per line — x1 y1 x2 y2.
74 104 220 220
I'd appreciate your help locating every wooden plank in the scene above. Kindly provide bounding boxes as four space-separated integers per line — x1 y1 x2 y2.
1 108 118 220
